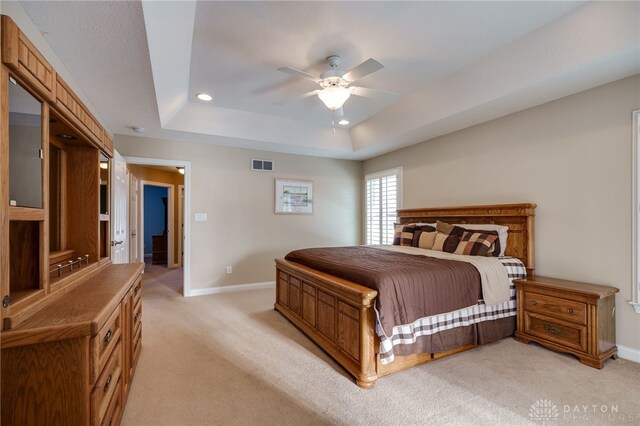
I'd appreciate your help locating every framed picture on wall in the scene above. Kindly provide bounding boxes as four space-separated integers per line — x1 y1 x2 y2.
275 179 313 214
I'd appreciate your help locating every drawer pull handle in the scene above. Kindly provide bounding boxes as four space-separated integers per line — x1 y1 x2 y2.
529 300 537 306
567 308 574 314
109 418 113 426
134 285 141 294
104 374 112 392
134 313 139 323
544 324 563 334
103 329 113 346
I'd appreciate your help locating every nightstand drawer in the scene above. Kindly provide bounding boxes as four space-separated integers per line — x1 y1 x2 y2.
524 312 587 352
524 292 586 325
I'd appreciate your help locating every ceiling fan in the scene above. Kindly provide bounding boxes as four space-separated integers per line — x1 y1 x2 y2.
277 55 397 120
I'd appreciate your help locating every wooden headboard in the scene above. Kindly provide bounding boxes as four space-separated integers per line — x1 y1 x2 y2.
397 203 536 276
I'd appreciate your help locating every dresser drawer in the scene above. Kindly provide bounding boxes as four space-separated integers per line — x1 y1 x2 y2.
133 319 142 350
100 377 122 426
132 298 142 331
132 278 142 305
91 341 122 425
92 306 122 383
524 312 587 352
524 292 586 325
131 323 142 373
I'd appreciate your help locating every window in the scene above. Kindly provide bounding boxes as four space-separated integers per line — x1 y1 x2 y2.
632 110 640 313
365 167 402 245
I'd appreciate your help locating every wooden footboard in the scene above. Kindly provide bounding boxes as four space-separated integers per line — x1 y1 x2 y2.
275 258 379 388
276 259 481 387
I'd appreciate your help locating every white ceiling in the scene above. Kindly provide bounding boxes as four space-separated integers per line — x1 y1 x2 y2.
19 1 640 160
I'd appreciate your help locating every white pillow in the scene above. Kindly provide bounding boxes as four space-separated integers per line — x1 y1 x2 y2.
454 223 509 256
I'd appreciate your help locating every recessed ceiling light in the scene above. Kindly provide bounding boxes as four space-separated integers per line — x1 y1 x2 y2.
132 126 145 133
338 119 350 126
196 93 213 101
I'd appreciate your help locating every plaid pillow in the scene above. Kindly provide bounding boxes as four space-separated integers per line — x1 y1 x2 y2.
454 231 499 256
432 221 465 253
411 224 436 247
416 230 437 249
393 224 415 246
463 228 501 257
432 232 456 252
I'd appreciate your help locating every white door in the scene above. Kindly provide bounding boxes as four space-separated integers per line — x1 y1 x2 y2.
129 174 140 263
111 150 129 263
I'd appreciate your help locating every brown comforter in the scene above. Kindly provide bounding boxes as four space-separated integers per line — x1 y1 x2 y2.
284 246 481 336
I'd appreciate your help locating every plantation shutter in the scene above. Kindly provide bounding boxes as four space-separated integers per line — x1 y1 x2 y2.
365 167 402 245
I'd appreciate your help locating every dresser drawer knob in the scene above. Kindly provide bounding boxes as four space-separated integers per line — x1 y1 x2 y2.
544 324 563 334
104 374 112 392
103 329 113 346
567 308 574 314
529 300 537 306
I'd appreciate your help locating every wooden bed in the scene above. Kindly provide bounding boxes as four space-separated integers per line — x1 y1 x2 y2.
274 203 536 388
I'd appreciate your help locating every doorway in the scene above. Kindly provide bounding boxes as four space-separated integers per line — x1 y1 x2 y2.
124 157 191 297
141 183 172 268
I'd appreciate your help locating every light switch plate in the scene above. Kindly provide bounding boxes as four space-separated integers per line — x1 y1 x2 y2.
195 213 207 222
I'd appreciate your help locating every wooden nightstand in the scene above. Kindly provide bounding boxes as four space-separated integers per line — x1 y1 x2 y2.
514 276 619 369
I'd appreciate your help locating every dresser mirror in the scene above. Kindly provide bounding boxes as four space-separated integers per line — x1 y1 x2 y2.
8 76 43 208
99 153 109 215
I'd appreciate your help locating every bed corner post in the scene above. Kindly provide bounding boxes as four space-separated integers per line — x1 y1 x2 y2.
525 204 536 277
356 297 379 388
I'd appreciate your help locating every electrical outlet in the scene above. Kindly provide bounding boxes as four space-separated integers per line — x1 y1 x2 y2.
226 266 232 274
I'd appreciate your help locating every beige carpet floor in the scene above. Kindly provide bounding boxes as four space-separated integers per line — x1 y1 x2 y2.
121 264 640 425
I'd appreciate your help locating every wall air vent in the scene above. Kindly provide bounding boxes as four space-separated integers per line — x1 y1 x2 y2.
251 159 274 172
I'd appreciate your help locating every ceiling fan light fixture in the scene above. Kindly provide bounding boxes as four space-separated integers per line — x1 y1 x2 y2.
338 119 349 126
317 86 351 111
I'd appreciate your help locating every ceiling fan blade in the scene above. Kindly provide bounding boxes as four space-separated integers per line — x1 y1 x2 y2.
277 67 321 83
275 90 320 106
342 58 384 82
350 86 399 99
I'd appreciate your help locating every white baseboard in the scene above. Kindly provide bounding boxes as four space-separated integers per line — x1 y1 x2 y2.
188 281 275 297
617 344 640 363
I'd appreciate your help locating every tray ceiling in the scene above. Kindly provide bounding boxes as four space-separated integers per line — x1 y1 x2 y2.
20 1 640 159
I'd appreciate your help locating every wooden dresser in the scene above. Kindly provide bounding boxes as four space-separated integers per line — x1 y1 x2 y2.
1 263 144 425
514 276 618 368
0 14 142 425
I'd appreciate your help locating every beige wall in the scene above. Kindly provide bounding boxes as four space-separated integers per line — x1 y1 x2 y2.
116 136 362 289
364 74 640 351
127 165 184 265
